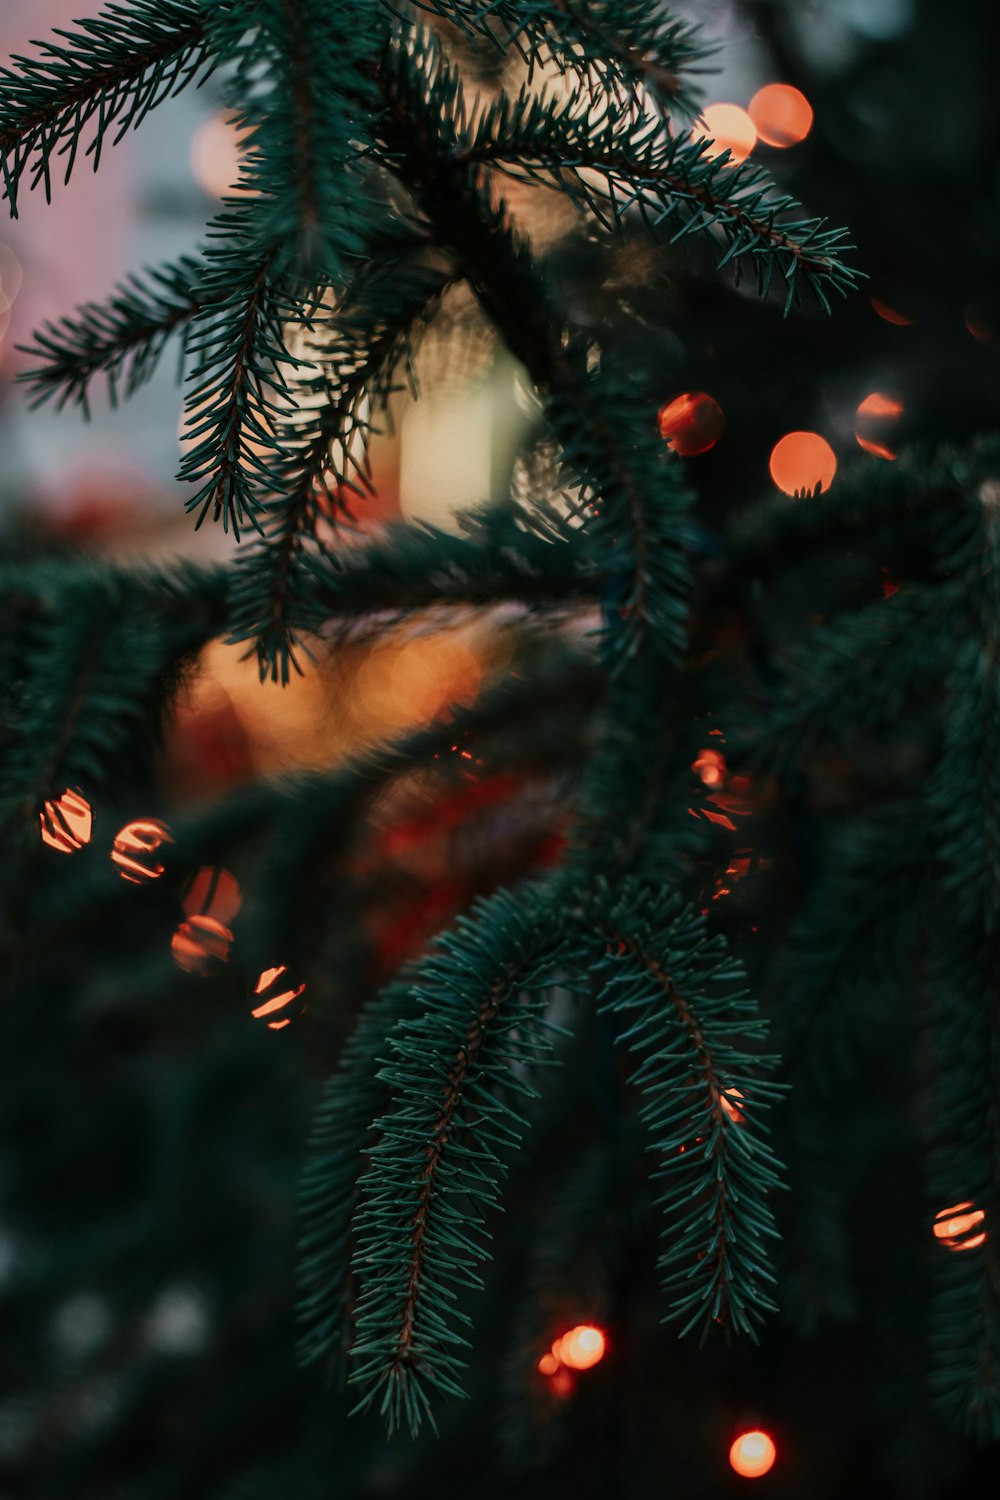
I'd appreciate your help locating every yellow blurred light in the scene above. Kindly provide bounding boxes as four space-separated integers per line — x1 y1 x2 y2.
695 104 757 165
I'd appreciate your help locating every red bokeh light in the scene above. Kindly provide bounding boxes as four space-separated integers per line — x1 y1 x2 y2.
172 915 233 975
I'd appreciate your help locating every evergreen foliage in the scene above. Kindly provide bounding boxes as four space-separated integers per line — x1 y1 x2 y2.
2 0 999 1495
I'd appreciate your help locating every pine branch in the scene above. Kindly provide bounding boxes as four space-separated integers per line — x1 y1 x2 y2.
176 225 290 538
588 880 785 1337
212 0 384 282
227 254 458 682
348 885 575 1435
0 0 219 215
460 83 860 313
404 0 711 114
372 33 694 669
297 978 424 1374
227 505 603 683
17 255 223 415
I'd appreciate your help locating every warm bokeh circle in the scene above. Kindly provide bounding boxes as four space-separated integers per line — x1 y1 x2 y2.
768 431 837 496
749 84 813 148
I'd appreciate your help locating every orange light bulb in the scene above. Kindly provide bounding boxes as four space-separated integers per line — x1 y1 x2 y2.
181 866 242 923
768 431 837 496
110 818 173 884
933 1202 986 1251
39 789 93 853
855 392 903 461
729 1430 777 1479
693 748 728 787
252 965 307 1029
172 915 233 976
554 1325 606 1371
720 1088 746 1124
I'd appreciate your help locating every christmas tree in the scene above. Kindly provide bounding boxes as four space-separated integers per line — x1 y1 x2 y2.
1 1 999 1495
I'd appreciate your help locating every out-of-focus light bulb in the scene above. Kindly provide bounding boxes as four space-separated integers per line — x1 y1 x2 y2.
729 1430 777 1478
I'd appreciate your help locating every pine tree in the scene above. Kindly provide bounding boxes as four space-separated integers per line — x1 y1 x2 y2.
1 2 998 1497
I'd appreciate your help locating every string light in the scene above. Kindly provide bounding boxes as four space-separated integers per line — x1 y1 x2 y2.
693 748 727 786
39 789 93 853
870 296 914 327
695 104 757 165
933 1202 986 1251
251 966 307 1030
110 818 173 884
553 1325 606 1371
729 1430 777 1479
181 867 242 924
172 915 233 975
658 393 725 456
720 1088 746 1124
855 393 903 461
768 432 837 496
748 84 813 148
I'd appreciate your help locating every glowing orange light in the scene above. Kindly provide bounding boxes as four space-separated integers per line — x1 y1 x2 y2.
550 1368 574 1398
693 748 728 787
730 1430 777 1479
39 789 93 853
110 819 174 884
748 84 813 148
181 867 242 924
721 1088 746 1124
554 1325 606 1371
871 297 913 327
695 104 757 165
251 965 307 1025
352 635 482 735
933 1202 987 1251
854 392 903 461
658 393 725 457
538 1351 560 1376
171 915 233 975
768 431 837 496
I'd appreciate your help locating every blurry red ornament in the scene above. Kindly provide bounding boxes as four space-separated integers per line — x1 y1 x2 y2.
730 1430 777 1479
39 788 93 853
172 915 233 975
870 296 913 327
658 392 725 456
111 818 173 884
